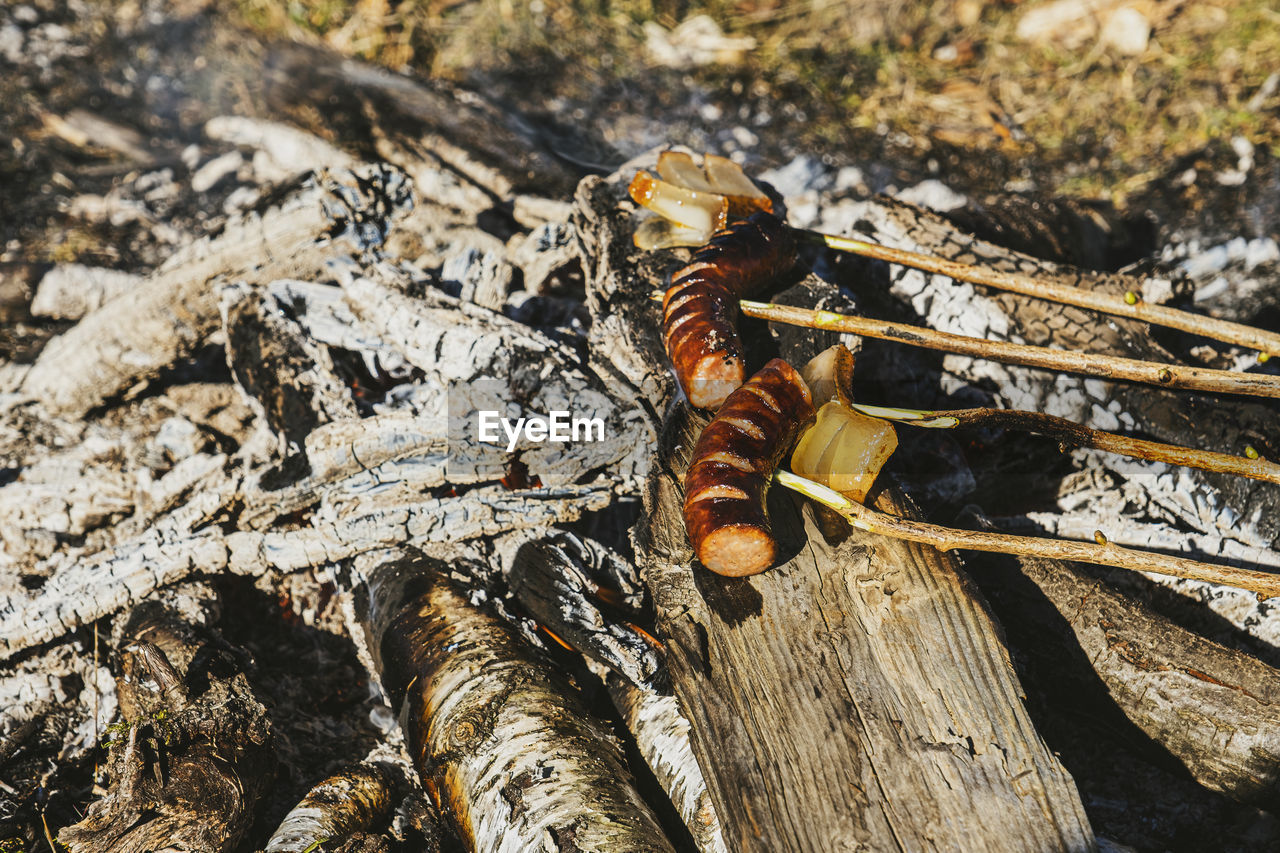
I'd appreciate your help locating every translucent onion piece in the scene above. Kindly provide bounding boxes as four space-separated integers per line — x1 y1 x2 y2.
633 216 714 250
656 150 716 192
800 344 856 408
790 400 898 503
703 154 768 197
628 170 728 234
704 154 774 217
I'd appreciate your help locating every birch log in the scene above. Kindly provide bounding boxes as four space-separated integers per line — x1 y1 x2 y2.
265 762 400 853
356 552 677 853
607 674 729 853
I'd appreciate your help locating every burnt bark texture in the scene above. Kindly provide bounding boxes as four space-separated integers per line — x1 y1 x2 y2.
59 594 274 853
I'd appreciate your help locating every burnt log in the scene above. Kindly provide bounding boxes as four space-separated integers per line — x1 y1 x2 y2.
14 164 413 418
997 552 1280 808
58 592 274 853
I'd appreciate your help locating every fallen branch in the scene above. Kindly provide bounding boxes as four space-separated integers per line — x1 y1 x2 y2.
805 230 1280 359
742 300 1280 400
776 470 1280 600
849 403 1280 485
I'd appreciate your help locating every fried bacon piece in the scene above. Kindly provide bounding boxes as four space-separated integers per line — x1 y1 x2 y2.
663 213 797 409
683 358 814 576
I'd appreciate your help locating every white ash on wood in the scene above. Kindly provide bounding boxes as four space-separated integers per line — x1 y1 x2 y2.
15 164 413 418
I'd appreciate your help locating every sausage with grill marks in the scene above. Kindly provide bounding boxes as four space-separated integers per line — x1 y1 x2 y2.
663 213 797 410
683 358 815 576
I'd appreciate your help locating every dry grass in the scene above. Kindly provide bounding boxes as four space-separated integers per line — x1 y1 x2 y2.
227 0 1280 205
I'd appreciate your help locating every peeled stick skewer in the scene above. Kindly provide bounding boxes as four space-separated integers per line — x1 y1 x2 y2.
848 402 1280 485
776 470 1280 601
741 300 1280 401
802 230 1280 360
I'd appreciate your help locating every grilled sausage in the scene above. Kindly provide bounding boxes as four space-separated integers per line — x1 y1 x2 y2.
683 358 814 576
663 213 797 409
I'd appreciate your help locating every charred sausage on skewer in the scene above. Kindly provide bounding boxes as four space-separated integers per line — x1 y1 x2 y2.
683 358 815 576
662 213 797 410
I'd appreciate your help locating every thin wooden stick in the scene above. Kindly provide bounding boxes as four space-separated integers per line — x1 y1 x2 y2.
849 403 1280 485
775 470 1280 600
740 300 1280 400
803 230 1280 359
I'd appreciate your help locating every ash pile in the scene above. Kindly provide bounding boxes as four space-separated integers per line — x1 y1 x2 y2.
3 2 1280 852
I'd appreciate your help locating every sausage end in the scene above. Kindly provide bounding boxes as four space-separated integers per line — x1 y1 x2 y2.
697 525 776 577
685 353 745 410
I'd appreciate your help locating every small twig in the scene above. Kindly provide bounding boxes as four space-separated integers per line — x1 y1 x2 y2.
802 230 1280 359
775 470 1280 601
740 300 1280 400
849 403 1280 485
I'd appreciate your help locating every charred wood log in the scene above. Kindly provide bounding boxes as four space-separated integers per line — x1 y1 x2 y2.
996 551 1280 808
59 593 274 853
15 164 412 418
509 533 665 692
808 194 1280 585
355 551 677 852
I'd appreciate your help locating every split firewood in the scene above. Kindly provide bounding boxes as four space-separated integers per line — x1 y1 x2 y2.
509 533 665 691
355 551 677 852
59 592 275 853
643 411 1096 851
575 173 1096 850
335 269 654 489
15 164 412 418
0 475 609 662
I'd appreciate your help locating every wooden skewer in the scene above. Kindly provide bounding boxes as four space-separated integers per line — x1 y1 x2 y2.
849 403 1280 485
775 470 1280 601
802 230 1280 360
740 300 1280 400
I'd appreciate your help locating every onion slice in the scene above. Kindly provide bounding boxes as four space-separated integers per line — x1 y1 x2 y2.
800 343 856 408
633 215 714 250
628 170 728 236
629 153 775 247
790 400 898 503
656 150 716 192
